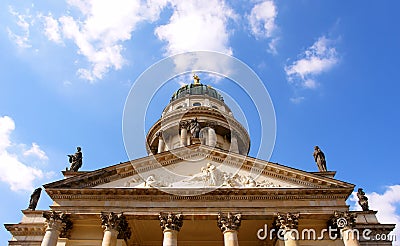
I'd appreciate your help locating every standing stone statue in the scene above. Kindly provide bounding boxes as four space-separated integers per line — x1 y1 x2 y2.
28 187 42 210
188 118 201 138
68 147 83 172
357 188 369 211
313 146 327 172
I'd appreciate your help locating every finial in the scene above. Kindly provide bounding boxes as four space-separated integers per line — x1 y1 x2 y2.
193 74 200 85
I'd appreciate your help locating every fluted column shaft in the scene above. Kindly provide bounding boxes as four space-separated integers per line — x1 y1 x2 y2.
208 127 216 147
180 128 187 146
230 133 239 153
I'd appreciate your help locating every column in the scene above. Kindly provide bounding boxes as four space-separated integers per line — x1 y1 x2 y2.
207 121 217 147
217 212 241 246
41 211 71 246
157 131 165 153
230 132 239 153
275 212 300 246
159 212 183 246
332 211 360 246
100 212 131 246
179 121 188 147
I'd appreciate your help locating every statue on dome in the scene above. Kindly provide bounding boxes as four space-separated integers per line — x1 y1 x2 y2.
68 146 83 172
313 146 327 172
188 118 201 138
193 74 200 85
357 188 369 211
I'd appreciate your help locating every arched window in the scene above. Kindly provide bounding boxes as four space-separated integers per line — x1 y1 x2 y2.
193 102 201 106
176 105 183 109
212 105 218 109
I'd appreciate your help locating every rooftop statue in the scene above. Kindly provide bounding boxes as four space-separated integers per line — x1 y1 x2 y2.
193 73 200 85
313 146 327 172
27 187 42 210
357 188 370 211
68 146 83 172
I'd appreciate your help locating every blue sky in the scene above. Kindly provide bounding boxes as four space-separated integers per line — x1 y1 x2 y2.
1 0 399 243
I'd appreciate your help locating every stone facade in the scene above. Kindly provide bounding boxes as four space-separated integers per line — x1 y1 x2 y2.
5 80 395 245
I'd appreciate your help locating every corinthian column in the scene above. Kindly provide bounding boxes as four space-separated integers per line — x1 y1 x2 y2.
159 212 183 246
275 212 300 246
217 212 242 246
332 211 360 246
41 211 71 246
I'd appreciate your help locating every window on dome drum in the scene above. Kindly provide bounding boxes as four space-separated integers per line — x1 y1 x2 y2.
176 105 183 109
193 102 201 106
212 105 218 109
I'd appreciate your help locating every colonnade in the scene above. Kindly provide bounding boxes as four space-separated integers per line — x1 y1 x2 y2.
40 211 361 246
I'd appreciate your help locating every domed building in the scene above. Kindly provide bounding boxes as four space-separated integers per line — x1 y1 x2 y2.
5 75 395 246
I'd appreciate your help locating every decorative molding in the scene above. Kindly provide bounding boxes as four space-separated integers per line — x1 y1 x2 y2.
217 212 241 232
159 212 183 232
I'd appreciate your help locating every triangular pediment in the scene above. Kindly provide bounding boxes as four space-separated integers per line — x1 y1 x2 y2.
44 145 354 192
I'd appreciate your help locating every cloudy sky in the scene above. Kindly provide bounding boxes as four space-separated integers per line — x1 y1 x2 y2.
1 0 399 243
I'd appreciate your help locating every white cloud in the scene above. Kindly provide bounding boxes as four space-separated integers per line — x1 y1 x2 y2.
248 0 277 38
349 185 400 243
248 1 278 54
7 6 32 48
155 0 236 56
24 143 48 160
41 14 62 44
285 36 339 89
41 0 169 82
0 116 49 192
290 96 305 104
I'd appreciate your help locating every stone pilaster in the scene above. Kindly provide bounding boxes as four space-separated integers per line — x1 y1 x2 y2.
217 212 241 246
100 212 131 246
41 211 71 246
275 212 300 246
331 211 360 246
159 213 183 246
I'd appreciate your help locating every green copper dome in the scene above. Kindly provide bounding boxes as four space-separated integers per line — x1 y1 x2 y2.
170 83 224 102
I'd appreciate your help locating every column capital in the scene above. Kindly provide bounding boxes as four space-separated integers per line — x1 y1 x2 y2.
42 211 72 237
179 121 189 129
217 212 242 233
100 212 131 240
275 212 300 230
159 212 183 232
331 211 356 229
